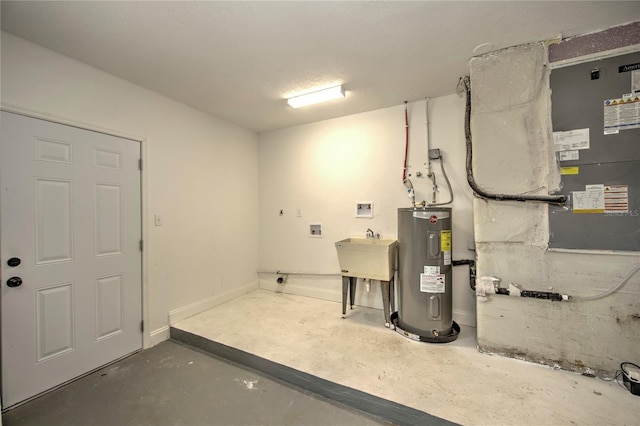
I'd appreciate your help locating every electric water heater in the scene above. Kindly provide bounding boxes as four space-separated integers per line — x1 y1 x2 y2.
395 207 459 342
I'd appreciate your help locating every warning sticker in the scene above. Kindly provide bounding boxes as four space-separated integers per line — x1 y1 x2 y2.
604 185 629 214
633 70 640 94
440 230 451 251
441 230 451 266
420 273 445 293
573 184 605 214
560 166 579 175
604 96 640 134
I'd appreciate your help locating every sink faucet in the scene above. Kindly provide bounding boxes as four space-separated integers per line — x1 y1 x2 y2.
366 229 380 239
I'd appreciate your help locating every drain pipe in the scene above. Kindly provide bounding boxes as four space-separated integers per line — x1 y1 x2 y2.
476 277 570 302
259 270 342 285
476 263 639 303
453 259 476 291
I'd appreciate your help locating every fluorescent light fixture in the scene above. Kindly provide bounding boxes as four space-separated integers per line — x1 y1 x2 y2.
287 85 345 108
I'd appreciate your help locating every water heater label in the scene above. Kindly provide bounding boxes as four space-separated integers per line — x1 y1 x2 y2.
441 230 451 265
420 273 445 293
424 266 440 276
441 230 451 251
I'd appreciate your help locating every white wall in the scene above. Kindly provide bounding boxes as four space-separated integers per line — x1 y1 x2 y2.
470 42 640 374
258 95 477 326
1 32 260 343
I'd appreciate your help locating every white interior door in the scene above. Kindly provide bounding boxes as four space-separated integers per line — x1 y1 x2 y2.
1 111 142 408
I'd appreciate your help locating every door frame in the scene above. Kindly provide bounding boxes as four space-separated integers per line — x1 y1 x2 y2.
0 104 152 407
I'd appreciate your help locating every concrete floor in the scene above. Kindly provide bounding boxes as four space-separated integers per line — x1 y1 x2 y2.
2 340 388 426
173 289 640 426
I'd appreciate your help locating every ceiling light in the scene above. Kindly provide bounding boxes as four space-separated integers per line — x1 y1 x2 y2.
287 85 345 108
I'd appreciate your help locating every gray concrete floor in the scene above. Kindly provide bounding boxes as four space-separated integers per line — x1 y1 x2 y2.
7 289 638 425
2 340 388 426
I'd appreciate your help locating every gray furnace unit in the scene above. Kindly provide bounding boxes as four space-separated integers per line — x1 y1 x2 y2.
549 51 640 251
392 208 459 343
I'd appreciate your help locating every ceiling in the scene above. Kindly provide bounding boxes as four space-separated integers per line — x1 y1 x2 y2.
2 1 640 134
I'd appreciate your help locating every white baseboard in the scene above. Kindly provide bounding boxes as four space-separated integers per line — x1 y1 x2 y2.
168 280 259 325
149 325 170 347
259 280 341 303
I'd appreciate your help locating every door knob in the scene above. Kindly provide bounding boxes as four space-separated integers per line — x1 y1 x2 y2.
7 277 22 288
7 257 21 267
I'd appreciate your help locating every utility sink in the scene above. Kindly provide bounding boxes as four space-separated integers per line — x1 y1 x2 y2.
335 238 398 281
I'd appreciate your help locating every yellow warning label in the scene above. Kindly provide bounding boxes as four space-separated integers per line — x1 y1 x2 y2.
560 166 579 175
441 230 451 252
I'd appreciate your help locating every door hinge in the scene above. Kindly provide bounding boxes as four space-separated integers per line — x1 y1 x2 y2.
141 320 144 332
139 239 143 251
138 158 142 170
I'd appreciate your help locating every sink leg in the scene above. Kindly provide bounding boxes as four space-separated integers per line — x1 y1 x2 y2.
341 276 349 316
390 276 395 313
349 277 357 309
381 280 391 327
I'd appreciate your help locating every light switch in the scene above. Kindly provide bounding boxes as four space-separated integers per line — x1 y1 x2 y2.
154 214 163 226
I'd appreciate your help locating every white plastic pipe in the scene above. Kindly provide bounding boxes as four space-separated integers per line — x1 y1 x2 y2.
572 263 640 301
425 97 431 177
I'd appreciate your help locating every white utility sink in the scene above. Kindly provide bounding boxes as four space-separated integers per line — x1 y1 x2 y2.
335 238 398 281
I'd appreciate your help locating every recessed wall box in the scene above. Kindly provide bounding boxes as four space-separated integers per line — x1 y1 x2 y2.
309 223 322 237
356 202 374 218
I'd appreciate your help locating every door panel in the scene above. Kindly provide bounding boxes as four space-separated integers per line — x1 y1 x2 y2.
1 111 142 408
36 283 75 361
35 178 74 263
95 183 123 256
95 274 124 340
